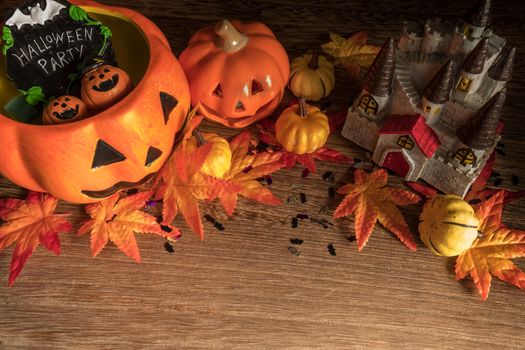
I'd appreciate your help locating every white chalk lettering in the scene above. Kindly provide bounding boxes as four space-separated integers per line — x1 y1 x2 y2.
37 58 49 74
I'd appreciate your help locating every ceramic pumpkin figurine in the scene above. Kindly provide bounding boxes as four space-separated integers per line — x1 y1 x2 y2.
275 98 330 154
419 194 480 257
42 96 88 125
179 19 289 128
81 64 133 113
0 0 190 203
289 52 335 101
186 132 232 178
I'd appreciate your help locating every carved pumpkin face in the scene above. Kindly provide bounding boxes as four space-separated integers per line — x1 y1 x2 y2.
81 64 133 113
179 19 289 128
43 96 88 125
0 0 190 203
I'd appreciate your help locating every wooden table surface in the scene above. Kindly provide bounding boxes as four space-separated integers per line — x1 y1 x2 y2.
1 0 525 349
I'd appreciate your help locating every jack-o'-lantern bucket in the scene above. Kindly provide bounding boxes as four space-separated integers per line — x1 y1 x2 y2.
0 0 190 203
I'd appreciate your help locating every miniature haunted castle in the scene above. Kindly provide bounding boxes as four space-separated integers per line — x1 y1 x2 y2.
341 0 515 197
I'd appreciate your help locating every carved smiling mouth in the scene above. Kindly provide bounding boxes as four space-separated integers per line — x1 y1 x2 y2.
53 104 79 120
81 173 155 199
92 74 119 92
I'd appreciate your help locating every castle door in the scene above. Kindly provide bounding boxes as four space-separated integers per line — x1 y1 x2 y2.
383 151 410 177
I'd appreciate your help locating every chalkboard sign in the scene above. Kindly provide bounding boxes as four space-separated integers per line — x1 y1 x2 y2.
2 0 116 100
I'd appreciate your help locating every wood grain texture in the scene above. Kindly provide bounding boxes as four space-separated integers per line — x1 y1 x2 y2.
1 0 525 349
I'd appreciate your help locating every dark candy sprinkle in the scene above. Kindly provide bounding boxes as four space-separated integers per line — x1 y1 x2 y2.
296 213 309 220
322 171 335 182
327 243 336 256
214 222 225 231
164 241 175 253
146 200 157 208
242 165 253 173
291 217 298 228
126 188 139 196
300 193 307 203
204 214 216 224
290 238 304 245
347 236 357 243
265 176 273 185
512 175 519 186
301 168 310 178
328 187 336 198
161 225 172 233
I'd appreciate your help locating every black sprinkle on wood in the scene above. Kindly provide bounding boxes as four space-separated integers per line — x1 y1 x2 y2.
327 244 336 256
292 217 298 228
164 242 175 253
347 236 357 243
290 238 304 245
300 193 307 203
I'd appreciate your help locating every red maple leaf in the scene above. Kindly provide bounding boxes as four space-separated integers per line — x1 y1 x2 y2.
258 126 352 174
0 192 72 286
78 190 177 262
334 169 421 250
219 131 284 216
455 190 525 300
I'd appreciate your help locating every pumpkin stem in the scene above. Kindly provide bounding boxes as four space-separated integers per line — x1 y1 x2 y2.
214 19 249 52
299 97 308 118
194 131 206 147
308 51 320 70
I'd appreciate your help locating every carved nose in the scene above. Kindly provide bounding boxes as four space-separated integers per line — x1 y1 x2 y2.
145 147 163 167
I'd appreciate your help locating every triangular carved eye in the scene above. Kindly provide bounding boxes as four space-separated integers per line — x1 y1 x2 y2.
145 147 163 167
212 84 223 98
251 79 264 95
159 92 178 125
235 101 245 112
92 140 126 169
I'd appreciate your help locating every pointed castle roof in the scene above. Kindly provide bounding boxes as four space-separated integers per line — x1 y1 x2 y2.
423 60 455 104
489 46 516 82
363 38 395 97
462 37 488 74
457 89 506 150
464 0 492 28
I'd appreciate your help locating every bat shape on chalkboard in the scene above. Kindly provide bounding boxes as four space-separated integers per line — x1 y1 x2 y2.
5 0 67 30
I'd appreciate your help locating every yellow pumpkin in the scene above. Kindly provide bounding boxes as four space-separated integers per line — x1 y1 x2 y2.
419 194 480 257
186 132 232 178
289 52 335 101
275 99 330 154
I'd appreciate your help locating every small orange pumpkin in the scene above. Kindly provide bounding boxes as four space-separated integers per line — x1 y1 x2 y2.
275 98 330 154
179 19 289 128
0 0 190 203
43 96 88 125
81 64 133 113
186 132 232 178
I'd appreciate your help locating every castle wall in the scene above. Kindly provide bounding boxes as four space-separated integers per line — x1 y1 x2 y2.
341 109 381 152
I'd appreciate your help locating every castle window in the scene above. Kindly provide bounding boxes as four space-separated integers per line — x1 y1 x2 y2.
397 135 414 151
454 148 476 166
424 105 431 113
432 106 441 116
462 25 473 38
456 76 472 93
358 94 378 115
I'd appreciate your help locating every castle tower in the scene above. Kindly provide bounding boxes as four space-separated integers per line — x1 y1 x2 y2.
460 0 492 40
353 38 395 121
484 46 516 97
453 38 488 100
448 0 491 55
452 89 505 172
421 60 455 125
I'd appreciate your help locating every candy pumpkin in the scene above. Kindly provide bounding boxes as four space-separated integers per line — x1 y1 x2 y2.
0 0 190 203
81 64 133 113
289 52 335 101
186 132 232 178
43 96 88 125
419 194 480 257
179 19 289 128
275 98 330 154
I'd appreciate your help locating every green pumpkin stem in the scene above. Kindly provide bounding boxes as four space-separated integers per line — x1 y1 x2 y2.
308 51 320 70
215 19 248 52
299 97 308 118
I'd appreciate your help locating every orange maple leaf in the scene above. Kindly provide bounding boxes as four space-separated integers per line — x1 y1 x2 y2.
0 192 72 286
219 131 284 216
455 190 525 300
155 112 242 238
321 32 381 79
333 169 420 251
78 190 177 262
